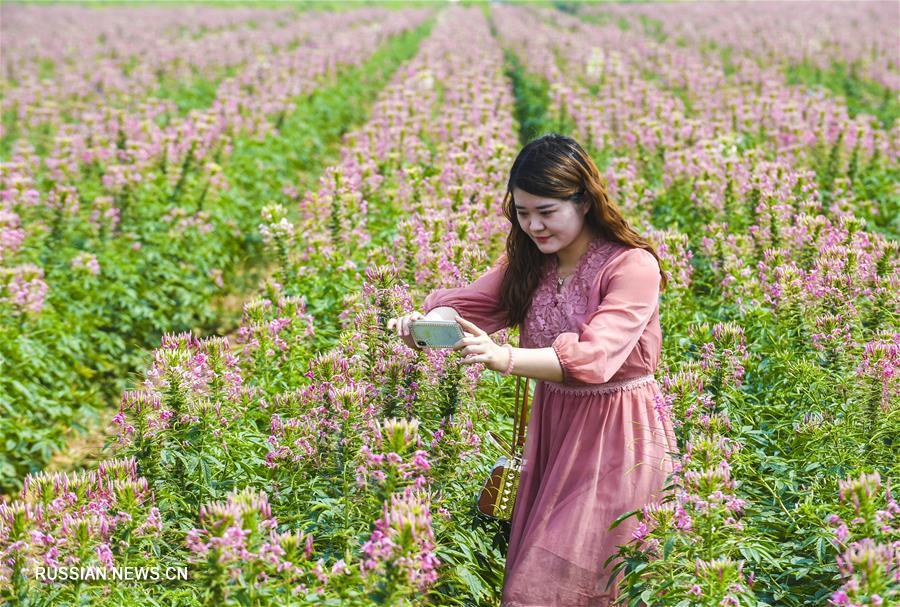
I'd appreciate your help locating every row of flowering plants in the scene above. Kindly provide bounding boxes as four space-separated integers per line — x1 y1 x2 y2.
588 1 899 127
2 4 314 137
2 6 522 605
246 6 521 602
495 4 898 238
0 6 432 491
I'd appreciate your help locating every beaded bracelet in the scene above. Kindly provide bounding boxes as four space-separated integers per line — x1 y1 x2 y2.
500 344 515 376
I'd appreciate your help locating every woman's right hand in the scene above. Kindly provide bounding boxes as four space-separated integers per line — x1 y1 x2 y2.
387 311 425 350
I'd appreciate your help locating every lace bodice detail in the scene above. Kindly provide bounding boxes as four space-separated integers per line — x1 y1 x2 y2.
521 236 628 349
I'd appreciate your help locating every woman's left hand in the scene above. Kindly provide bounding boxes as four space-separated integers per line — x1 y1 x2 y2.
453 316 509 372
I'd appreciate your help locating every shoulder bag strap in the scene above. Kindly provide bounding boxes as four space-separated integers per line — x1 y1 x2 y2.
509 375 521 460
509 376 530 459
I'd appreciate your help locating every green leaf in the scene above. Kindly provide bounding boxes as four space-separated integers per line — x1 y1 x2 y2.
739 545 760 563
816 536 828 562
609 507 641 530
184 454 199 476
455 564 484 595
663 535 676 560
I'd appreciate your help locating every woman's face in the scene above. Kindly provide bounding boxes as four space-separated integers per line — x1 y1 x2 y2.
512 187 589 254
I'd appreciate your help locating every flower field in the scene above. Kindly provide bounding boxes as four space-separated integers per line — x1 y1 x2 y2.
1 2 898 606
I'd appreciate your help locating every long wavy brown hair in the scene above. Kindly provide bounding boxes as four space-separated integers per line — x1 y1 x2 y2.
498 134 668 329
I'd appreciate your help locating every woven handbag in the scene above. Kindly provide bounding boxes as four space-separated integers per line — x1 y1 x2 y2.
476 376 531 522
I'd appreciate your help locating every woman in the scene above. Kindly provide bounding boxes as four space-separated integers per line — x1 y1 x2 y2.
387 134 677 606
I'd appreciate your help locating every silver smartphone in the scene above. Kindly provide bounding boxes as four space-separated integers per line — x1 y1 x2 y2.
408 320 465 349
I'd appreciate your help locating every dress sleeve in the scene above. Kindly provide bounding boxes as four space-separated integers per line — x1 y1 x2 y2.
551 247 660 384
422 254 509 335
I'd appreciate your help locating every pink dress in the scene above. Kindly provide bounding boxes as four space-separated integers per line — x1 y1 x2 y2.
423 235 678 606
